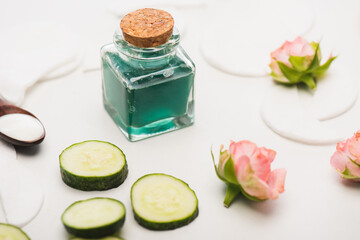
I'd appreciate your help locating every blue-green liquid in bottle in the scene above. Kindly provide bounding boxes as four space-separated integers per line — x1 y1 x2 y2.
101 29 195 141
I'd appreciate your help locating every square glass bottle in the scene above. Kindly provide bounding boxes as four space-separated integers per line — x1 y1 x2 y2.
101 17 195 141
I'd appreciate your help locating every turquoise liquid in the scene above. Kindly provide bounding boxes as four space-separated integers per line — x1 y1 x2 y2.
101 47 194 141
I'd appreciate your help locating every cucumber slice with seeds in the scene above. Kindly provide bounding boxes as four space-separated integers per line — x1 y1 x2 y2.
59 140 128 191
62 197 125 238
0 223 30 240
131 173 198 230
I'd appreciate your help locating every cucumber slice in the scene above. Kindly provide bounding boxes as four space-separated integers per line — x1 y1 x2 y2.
131 173 198 230
59 140 128 191
0 223 30 239
70 237 124 240
62 197 126 238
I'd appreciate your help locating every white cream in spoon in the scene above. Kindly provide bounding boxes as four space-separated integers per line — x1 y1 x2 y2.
0 113 44 142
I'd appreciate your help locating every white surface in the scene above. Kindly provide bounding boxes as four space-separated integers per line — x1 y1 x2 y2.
0 141 16 223
298 59 358 121
261 84 343 145
0 140 44 227
0 22 82 105
260 58 358 144
200 0 315 77
0 114 45 142
1 0 360 239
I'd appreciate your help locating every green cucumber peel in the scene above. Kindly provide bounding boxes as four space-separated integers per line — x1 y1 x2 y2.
131 173 198 231
0 223 30 240
70 237 124 240
62 197 126 238
59 140 128 191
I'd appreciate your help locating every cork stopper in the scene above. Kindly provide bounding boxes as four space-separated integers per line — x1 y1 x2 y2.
120 8 174 48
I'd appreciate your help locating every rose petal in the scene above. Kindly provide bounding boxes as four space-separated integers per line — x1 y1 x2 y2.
234 155 251 178
267 168 286 200
330 151 346 172
229 140 257 164
300 44 315 56
336 138 354 161
345 159 360 177
289 37 304 56
271 44 291 65
336 138 348 152
289 36 314 57
259 147 276 163
349 131 360 160
269 59 282 76
249 147 275 181
239 169 270 200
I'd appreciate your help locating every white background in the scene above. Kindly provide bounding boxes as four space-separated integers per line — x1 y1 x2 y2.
1 0 360 239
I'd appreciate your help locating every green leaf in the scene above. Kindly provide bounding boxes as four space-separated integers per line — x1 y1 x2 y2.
289 55 308 72
223 183 241 207
300 74 316 89
314 56 337 76
277 61 303 83
306 43 320 72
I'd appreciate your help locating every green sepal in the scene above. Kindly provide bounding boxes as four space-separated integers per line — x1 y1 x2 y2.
223 183 241 207
310 41 317 49
277 61 302 83
211 148 238 185
299 74 316 89
341 166 359 180
238 186 265 202
211 148 226 182
223 183 264 207
350 158 360 168
222 156 239 185
306 43 320 72
270 72 290 83
289 55 308 72
340 159 360 180
314 56 337 76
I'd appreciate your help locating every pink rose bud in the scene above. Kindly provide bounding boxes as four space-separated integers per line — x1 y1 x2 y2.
331 131 360 179
212 140 287 207
269 36 336 89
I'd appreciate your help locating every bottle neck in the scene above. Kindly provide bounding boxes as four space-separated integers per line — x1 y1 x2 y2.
113 27 180 68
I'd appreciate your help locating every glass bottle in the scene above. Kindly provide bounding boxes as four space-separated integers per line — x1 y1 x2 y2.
100 12 195 142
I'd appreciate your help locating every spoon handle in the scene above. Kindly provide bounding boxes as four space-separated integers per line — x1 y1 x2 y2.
0 96 34 117
0 97 8 106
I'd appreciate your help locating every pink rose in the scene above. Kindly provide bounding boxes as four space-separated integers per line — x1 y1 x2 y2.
330 131 360 179
269 36 336 89
213 140 287 207
270 37 315 80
